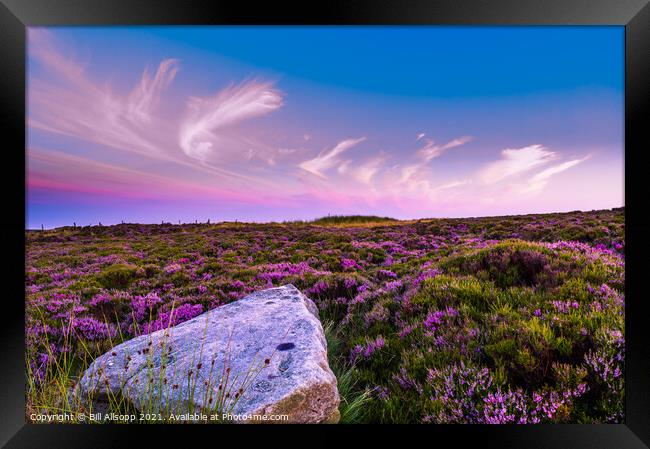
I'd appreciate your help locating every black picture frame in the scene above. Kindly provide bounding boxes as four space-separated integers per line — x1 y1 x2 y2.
1 0 649 447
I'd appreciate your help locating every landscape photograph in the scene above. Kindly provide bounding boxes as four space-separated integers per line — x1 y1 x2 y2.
26 26 624 424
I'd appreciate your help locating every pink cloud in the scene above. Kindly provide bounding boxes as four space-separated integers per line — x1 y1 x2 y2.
27 30 609 222
127 58 179 124
392 135 474 186
29 32 483 209
27 147 282 205
179 80 284 163
519 155 591 194
298 137 366 179
28 29 282 187
416 135 473 162
478 144 556 184
29 30 177 162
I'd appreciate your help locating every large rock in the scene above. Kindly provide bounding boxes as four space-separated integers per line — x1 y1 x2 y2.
75 285 340 423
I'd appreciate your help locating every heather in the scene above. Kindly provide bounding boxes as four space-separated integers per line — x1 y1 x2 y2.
25 208 624 423
305 215 397 226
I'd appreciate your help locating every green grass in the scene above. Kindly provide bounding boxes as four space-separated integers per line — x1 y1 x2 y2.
323 320 372 423
26 208 625 423
27 311 272 424
309 215 397 226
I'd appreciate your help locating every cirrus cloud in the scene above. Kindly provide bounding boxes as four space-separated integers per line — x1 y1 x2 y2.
478 144 556 184
27 28 611 225
520 156 591 194
298 137 366 179
179 80 284 163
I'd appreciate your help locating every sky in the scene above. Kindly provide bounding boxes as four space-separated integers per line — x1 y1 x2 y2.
27 26 624 229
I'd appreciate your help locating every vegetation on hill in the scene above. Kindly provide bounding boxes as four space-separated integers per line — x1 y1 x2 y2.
26 208 624 423
309 215 397 225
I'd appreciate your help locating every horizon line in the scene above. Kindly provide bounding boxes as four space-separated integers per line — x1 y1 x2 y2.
25 206 625 231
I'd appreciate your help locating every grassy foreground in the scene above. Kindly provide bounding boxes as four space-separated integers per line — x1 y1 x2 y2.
26 208 624 423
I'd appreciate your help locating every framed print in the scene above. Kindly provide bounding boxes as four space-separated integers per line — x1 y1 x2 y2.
1 0 649 447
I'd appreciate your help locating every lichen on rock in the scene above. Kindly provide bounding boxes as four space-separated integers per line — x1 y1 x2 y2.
75 285 340 423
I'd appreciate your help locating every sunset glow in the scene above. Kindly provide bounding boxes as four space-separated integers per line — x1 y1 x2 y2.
27 27 624 228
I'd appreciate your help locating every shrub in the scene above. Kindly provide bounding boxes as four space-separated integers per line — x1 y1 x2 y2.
25 208 625 424
97 264 139 289
443 241 555 288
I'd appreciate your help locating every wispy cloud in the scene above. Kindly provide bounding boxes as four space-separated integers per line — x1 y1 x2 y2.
28 28 617 225
520 156 590 194
298 137 366 178
398 164 421 184
431 179 471 192
478 144 556 184
474 144 590 196
395 135 473 185
28 29 286 187
346 154 389 185
28 147 279 204
179 80 284 163
28 29 93 89
29 30 175 158
416 136 473 162
127 59 179 124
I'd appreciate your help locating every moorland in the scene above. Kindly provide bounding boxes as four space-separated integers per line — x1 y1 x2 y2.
26 208 624 423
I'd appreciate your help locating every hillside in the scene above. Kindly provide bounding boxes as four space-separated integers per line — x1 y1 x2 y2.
25 208 624 423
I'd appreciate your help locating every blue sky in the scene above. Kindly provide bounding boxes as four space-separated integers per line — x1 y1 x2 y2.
27 26 624 228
